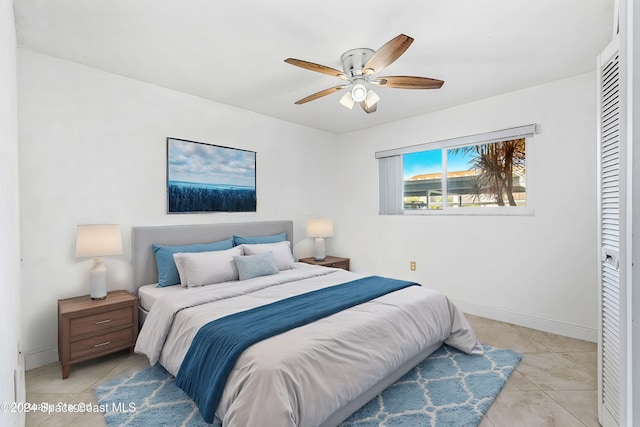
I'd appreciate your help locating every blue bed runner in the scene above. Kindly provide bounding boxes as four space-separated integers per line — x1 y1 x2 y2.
174 275 419 423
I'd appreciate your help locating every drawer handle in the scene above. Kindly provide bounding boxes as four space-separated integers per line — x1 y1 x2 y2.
95 319 111 325
94 341 111 348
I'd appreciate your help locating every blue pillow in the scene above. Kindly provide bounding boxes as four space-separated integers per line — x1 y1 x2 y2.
232 232 287 246
233 252 279 281
153 238 234 287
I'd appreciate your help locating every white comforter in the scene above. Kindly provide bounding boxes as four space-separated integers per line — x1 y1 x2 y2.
135 264 482 427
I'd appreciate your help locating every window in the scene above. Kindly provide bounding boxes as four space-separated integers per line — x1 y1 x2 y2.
404 149 443 210
377 125 537 215
404 139 526 210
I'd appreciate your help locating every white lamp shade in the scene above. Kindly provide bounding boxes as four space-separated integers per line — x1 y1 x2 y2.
339 91 355 109
76 224 123 258
307 218 334 238
365 90 380 108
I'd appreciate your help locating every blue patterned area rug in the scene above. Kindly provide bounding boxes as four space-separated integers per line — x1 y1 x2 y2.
94 344 520 427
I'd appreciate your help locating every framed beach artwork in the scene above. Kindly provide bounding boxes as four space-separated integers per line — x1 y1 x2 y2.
166 138 256 213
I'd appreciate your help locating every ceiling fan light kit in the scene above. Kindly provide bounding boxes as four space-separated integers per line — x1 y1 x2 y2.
285 34 444 114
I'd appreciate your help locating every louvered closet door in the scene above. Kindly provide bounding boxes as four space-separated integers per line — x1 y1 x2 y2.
597 38 623 427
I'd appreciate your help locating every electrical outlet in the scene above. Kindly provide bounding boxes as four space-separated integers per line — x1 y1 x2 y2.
410 261 416 271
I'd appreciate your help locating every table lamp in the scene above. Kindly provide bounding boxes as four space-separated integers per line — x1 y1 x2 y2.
307 218 334 261
75 224 123 300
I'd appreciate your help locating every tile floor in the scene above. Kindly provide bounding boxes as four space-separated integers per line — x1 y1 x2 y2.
24 315 598 426
468 315 598 427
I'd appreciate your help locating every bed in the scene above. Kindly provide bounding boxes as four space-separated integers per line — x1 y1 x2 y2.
132 220 482 427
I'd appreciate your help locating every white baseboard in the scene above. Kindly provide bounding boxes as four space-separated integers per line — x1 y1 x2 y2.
25 348 58 371
453 299 597 343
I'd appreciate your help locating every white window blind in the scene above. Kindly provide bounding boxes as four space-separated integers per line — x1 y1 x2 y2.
378 155 403 215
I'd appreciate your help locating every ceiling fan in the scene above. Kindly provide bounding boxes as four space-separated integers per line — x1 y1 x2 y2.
285 34 444 114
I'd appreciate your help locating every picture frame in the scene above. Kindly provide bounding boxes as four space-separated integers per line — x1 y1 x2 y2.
166 137 256 213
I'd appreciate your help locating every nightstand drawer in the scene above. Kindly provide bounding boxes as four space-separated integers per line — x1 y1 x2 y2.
70 328 134 360
299 256 350 271
69 306 134 338
326 260 349 269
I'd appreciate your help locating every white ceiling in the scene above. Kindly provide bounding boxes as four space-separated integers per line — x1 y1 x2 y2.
13 0 615 134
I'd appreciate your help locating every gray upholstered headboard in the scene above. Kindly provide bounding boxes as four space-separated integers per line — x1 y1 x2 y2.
132 220 294 290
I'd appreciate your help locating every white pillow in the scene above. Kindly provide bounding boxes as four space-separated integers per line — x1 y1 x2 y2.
173 246 243 288
241 241 295 271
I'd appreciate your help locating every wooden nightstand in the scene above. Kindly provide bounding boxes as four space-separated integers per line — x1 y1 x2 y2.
58 290 138 379
299 256 350 271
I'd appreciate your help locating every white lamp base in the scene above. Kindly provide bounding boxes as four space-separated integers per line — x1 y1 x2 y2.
90 258 107 300
314 237 326 261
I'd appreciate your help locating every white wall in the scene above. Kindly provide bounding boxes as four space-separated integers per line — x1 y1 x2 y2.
17 44 600 370
17 49 338 368
333 73 598 341
0 0 24 425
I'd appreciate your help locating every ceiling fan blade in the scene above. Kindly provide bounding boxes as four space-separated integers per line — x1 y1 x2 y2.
285 58 346 80
373 76 444 89
359 101 377 114
294 85 347 105
364 34 414 75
